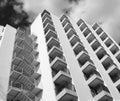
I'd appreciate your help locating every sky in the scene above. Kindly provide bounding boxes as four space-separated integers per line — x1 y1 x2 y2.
23 0 120 44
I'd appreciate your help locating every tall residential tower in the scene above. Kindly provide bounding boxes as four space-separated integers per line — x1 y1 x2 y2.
0 9 120 101
31 10 120 101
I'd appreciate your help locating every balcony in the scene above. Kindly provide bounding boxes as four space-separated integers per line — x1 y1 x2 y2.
77 50 90 66
14 49 34 64
86 33 95 43
109 44 119 55
41 9 50 17
107 64 116 74
117 84 120 93
47 37 60 51
73 42 84 56
45 29 57 42
32 73 41 86
62 18 71 27
32 50 39 59
82 61 96 74
60 15 68 22
93 88 113 101
42 13 52 22
44 23 55 34
90 84 112 101
116 52 120 63
104 38 113 48
83 27 91 37
67 28 77 39
51 57 67 71
96 27 103 35
92 23 99 30
77 19 84 27
109 68 120 83
87 72 103 87
10 70 35 91
43 18 53 28
7 86 32 101
53 71 71 85
64 23 74 33
102 56 113 70
101 55 110 64
96 48 106 60
79 23 87 31
25 36 34 46
49 46 63 59
16 29 25 39
91 39 100 51
100 32 108 41
27 87 42 100
12 56 35 75
56 85 78 101
15 38 33 53
69 34 80 47
30 34 37 42
32 60 40 72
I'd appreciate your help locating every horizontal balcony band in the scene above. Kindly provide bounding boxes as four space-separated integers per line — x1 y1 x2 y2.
57 88 78 101
26 87 43 100
42 12 52 22
100 55 110 63
48 46 63 59
14 39 33 53
77 50 89 62
87 73 103 87
7 89 32 101
73 41 84 56
51 57 67 71
47 37 60 51
92 23 99 31
12 57 35 75
60 15 68 22
77 19 84 27
45 29 57 42
64 23 74 33
82 61 96 74
15 35 35 50
100 32 108 41
10 71 35 91
53 71 71 85
41 10 50 17
79 23 88 32
94 90 113 101
44 23 55 34
67 28 77 39
43 17 53 28
62 18 71 27
69 34 80 47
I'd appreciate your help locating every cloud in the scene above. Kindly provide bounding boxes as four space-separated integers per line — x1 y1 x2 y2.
69 0 120 43
23 0 120 43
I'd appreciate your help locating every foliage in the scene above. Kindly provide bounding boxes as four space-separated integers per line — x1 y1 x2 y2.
0 0 30 28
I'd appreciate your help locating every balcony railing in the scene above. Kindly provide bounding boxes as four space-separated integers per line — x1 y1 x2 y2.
56 84 78 101
90 84 113 101
51 57 67 71
53 71 71 85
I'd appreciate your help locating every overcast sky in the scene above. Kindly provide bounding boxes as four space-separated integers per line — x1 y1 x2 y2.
23 0 120 44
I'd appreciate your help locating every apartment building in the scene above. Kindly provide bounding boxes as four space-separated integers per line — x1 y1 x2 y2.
0 9 120 101
0 25 42 101
31 9 120 101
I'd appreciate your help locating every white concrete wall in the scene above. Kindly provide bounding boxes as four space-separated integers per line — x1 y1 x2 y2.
70 19 120 100
52 14 94 101
31 14 57 101
0 25 16 101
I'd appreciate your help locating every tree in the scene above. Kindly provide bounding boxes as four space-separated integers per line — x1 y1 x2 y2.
0 0 31 28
